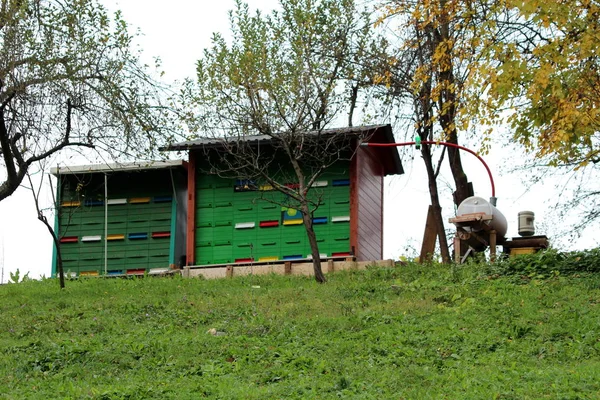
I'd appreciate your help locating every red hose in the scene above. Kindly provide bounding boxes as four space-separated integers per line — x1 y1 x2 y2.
362 141 496 198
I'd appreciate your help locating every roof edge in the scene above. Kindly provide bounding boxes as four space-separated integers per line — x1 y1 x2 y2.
50 160 185 176
161 124 393 152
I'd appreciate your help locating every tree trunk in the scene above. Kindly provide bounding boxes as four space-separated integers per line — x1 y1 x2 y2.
48 224 65 289
421 144 451 263
446 129 471 206
301 202 326 283
434 16 471 207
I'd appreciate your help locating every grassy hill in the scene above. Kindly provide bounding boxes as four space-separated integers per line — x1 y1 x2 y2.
1 255 600 399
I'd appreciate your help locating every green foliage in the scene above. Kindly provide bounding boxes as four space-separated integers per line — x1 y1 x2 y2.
187 0 374 136
491 248 600 278
0 0 174 201
465 0 600 167
8 269 30 284
1 262 600 398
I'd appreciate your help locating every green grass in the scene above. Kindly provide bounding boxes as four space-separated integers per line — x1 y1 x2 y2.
1 260 600 399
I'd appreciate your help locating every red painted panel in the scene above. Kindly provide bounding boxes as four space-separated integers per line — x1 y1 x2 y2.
332 252 352 257
187 152 197 265
259 220 279 228
126 268 146 275
60 236 79 243
152 232 171 238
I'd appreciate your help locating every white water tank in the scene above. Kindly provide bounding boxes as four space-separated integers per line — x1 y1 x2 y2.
456 196 508 238
518 211 535 236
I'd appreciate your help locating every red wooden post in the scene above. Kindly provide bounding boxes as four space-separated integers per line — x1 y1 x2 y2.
186 152 197 265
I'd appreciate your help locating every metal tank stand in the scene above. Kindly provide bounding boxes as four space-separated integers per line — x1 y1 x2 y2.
449 213 499 263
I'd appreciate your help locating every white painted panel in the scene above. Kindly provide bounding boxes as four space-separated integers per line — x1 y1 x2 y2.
81 235 102 242
235 222 256 229
332 216 350 223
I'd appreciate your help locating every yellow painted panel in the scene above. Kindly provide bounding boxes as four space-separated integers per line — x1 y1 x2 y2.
129 197 151 204
258 256 279 262
61 201 81 207
283 219 303 226
107 234 125 241
510 247 537 256
259 184 274 191
80 271 99 276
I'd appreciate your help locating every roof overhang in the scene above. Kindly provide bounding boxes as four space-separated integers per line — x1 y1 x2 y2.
162 124 403 176
50 160 186 176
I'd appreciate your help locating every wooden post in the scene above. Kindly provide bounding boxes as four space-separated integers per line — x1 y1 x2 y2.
420 205 438 263
327 259 334 273
454 235 461 264
186 153 197 266
489 230 497 262
226 265 233 278
284 261 292 275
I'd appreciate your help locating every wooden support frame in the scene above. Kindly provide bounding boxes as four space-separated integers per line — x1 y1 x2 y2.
449 213 498 264
420 205 438 263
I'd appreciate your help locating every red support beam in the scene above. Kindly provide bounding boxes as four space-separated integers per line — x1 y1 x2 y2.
186 152 197 265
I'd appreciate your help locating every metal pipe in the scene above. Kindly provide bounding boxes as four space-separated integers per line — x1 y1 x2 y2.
361 141 496 199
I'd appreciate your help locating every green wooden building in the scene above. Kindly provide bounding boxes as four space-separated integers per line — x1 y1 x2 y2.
166 124 403 266
51 161 187 276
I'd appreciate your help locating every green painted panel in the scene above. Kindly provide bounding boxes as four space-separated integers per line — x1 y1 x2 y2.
256 229 280 241
196 239 212 248
330 224 350 235
149 211 172 221
148 260 169 269
107 251 126 259
149 247 169 258
148 242 170 252
233 246 254 260
107 208 129 217
196 230 214 242
196 200 214 209
107 220 127 230
196 250 213 265
128 220 150 230
150 221 172 231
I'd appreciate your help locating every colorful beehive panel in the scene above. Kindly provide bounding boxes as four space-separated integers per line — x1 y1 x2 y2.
52 163 186 277
164 124 403 265
194 163 352 265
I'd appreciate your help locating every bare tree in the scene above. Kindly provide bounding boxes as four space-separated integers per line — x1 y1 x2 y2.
184 0 382 282
25 167 65 288
0 0 175 202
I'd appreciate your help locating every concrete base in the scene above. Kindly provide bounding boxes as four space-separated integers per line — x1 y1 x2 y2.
181 259 395 279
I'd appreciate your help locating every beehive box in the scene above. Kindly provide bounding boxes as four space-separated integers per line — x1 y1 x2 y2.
510 247 538 256
194 164 352 265
51 161 187 277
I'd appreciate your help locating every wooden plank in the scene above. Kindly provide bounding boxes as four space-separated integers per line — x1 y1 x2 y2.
420 205 438 263
454 236 461 263
449 213 492 224
489 230 497 262
503 236 549 249
186 152 197 265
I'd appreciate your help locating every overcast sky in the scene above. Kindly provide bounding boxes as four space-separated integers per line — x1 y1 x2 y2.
0 0 597 282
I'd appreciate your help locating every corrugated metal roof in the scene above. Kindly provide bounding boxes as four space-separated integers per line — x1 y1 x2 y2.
50 160 185 176
162 124 403 176
162 124 391 151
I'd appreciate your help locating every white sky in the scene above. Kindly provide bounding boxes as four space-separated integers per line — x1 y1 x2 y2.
0 0 597 282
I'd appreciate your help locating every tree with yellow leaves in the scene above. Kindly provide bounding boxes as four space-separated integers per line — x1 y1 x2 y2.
468 0 600 168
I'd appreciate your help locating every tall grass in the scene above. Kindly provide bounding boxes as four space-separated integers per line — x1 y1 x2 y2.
1 258 599 399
